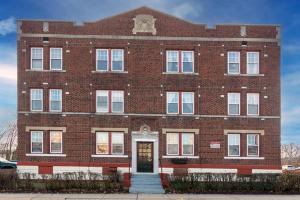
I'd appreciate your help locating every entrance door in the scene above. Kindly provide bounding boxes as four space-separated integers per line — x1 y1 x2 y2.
137 142 153 173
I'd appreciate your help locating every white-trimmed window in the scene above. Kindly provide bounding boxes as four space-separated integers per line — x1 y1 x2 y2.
111 91 124 113
182 92 194 114
228 52 240 74
182 133 194 155
111 132 124 155
50 131 62 153
182 51 194 73
96 132 109 154
30 89 43 111
111 49 124 71
49 89 62 112
247 52 259 74
228 134 240 156
247 134 259 156
31 47 43 70
167 92 179 114
96 49 108 71
50 48 62 70
167 133 179 155
166 51 179 72
96 90 109 112
228 93 240 115
247 93 259 115
31 131 43 153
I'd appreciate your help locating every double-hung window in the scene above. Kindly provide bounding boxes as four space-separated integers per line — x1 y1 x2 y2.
50 48 62 70
228 134 240 156
30 89 43 111
49 89 62 112
247 134 259 156
228 93 240 115
247 52 259 74
96 49 124 72
111 49 124 71
247 93 259 115
31 48 43 70
228 52 240 74
166 133 194 156
182 51 194 73
96 90 124 113
166 51 179 72
96 132 124 155
50 131 62 153
31 131 43 153
182 92 194 114
166 50 194 73
167 92 179 114
96 49 108 71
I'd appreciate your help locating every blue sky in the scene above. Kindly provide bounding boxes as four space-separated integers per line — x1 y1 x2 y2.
0 0 299 143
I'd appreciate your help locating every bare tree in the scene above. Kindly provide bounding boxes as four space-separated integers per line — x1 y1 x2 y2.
0 120 17 160
281 143 300 166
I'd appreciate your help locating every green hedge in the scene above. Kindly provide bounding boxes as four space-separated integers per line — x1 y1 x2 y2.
167 173 300 194
0 170 124 193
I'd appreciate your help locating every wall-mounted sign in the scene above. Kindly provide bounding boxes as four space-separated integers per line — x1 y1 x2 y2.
210 141 221 149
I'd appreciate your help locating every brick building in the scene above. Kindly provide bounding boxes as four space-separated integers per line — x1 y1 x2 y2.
17 7 281 176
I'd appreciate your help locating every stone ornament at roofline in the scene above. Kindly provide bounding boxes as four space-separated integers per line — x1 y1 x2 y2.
132 14 157 35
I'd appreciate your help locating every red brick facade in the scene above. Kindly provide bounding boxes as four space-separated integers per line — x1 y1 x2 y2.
17 7 281 175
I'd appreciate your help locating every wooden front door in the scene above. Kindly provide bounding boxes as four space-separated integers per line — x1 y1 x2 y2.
137 142 153 173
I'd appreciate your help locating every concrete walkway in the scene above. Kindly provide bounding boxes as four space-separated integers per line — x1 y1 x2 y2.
0 194 300 200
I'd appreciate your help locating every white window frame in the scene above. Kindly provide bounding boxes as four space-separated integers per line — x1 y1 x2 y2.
111 91 124 113
50 48 63 70
181 92 194 114
31 47 43 70
166 133 179 155
31 131 43 154
96 132 109 155
181 133 194 156
166 50 179 73
111 132 124 155
96 90 109 113
111 49 124 72
247 134 259 157
227 51 240 74
167 92 179 114
228 93 240 115
49 89 62 112
247 93 260 116
30 89 43 112
181 51 194 73
50 131 63 154
247 52 259 74
96 49 109 71
228 134 240 157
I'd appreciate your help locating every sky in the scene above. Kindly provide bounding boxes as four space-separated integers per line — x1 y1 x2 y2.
0 0 299 143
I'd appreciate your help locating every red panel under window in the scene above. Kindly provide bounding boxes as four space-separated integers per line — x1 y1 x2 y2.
39 166 53 174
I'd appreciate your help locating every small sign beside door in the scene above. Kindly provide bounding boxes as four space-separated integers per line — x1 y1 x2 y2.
210 141 221 149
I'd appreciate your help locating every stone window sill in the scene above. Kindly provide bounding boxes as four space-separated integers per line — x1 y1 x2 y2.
91 71 128 74
26 153 66 157
224 156 264 160
162 155 199 159
91 154 128 158
163 72 199 75
224 73 264 77
26 69 66 72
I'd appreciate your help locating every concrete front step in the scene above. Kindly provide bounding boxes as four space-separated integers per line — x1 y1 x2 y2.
129 174 164 194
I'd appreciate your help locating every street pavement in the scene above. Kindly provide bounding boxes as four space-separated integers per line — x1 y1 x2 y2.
0 194 300 200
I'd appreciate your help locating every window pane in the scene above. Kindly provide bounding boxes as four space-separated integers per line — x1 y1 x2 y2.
248 146 258 155
50 131 62 153
229 145 240 156
182 134 194 155
228 63 239 74
167 51 178 72
112 49 123 71
167 92 179 114
247 52 259 74
96 91 108 112
248 134 258 145
32 100 42 111
228 93 240 115
31 131 43 153
182 51 193 73
96 132 109 154
228 52 240 74
51 59 62 70
182 93 194 114
50 90 62 111
112 133 124 154
229 104 239 115
112 91 124 113
31 89 43 111
167 133 179 155
31 48 43 69
32 60 43 69
97 49 108 71
168 144 179 155
228 134 240 156
247 94 259 115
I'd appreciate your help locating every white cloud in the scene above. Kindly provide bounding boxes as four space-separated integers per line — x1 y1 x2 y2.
0 64 17 82
0 17 16 36
172 2 200 19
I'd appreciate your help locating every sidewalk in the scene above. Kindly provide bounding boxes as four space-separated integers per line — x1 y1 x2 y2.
0 194 300 200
